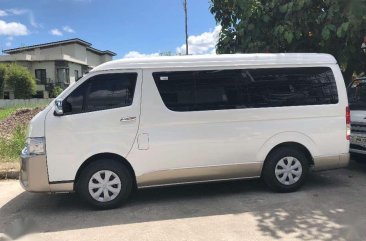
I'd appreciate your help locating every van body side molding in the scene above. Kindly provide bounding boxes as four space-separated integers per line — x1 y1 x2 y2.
136 162 263 188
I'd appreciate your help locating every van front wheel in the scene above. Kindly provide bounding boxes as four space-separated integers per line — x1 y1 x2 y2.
77 159 133 209
262 148 309 192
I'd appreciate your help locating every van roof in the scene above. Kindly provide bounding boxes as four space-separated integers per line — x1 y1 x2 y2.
91 53 337 72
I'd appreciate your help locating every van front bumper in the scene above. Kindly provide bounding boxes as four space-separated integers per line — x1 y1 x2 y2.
313 153 350 171
20 149 50 192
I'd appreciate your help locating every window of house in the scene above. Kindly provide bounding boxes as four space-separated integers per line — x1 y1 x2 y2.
63 73 137 115
33 91 44 99
35 69 47 85
75 70 79 81
57 68 70 84
153 67 338 112
3 92 10 99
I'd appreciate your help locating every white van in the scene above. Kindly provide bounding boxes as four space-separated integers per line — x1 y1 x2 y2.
20 54 350 209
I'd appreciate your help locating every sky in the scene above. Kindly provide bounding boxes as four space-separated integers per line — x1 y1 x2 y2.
0 0 219 59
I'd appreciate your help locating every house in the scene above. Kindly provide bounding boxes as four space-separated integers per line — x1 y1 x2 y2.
0 38 116 99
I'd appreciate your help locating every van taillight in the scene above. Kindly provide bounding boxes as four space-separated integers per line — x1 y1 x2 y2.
346 106 351 140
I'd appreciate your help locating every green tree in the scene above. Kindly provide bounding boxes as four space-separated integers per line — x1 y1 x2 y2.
210 0 366 83
5 64 36 99
0 65 6 99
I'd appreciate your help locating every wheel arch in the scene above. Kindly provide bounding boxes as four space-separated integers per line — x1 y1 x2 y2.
74 152 137 190
263 142 314 166
257 132 316 166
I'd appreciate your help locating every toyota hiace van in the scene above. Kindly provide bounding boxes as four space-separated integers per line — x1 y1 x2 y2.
20 54 350 209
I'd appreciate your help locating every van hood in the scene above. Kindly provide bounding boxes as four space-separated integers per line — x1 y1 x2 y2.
351 110 366 123
28 103 53 138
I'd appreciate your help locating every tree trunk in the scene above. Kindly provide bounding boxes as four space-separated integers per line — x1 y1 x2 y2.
342 66 354 86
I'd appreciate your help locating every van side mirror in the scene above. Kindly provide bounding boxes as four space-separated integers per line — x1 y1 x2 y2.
54 99 64 116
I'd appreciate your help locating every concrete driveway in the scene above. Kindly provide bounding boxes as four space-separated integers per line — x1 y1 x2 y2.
1 160 366 241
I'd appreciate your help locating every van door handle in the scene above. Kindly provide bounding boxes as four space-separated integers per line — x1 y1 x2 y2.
120 116 137 122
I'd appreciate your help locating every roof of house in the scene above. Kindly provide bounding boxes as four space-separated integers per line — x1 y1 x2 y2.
91 53 337 72
2 38 116 56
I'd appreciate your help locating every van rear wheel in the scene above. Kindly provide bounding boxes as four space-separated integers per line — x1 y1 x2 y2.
77 159 133 209
262 147 309 192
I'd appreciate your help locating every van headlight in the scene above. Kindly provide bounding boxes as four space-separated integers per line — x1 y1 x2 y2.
25 137 45 155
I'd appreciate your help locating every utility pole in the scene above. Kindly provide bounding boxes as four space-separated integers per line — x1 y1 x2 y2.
183 0 188 55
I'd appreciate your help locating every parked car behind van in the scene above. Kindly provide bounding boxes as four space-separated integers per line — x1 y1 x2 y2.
20 54 350 209
348 77 366 159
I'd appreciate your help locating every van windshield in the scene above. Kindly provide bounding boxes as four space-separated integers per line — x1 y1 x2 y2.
348 78 366 110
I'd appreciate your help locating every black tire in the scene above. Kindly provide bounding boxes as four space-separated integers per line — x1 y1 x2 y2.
262 147 309 193
76 159 133 209
351 153 366 163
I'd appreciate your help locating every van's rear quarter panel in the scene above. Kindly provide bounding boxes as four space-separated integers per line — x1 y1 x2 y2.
128 67 348 180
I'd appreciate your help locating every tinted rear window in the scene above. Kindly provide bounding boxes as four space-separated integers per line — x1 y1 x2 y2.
153 67 338 112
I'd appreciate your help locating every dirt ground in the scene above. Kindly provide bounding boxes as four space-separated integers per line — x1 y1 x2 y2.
0 108 42 140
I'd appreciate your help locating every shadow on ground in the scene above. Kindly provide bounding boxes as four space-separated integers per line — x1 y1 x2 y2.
1 160 366 240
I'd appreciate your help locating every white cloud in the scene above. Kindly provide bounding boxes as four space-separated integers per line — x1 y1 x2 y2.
0 20 29 36
124 51 160 59
63 26 75 33
29 12 41 28
0 10 8 17
124 26 222 58
0 8 28 16
0 9 42 29
176 25 221 55
5 41 11 47
49 26 75 36
6 8 28 15
50 28 63 36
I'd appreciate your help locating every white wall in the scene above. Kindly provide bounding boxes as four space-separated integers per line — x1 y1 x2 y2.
74 44 87 63
68 62 83 84
86 51 102 68
30 61 56 83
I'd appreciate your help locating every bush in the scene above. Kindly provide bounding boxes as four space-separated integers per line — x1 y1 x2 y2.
50 85 64 98
0 65 6 99
6 64 36 99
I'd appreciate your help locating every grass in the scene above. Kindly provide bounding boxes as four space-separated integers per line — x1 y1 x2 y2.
0 107 18 122
0 103 48 169
0 124 25 179
0 125 27 163
0 102 49 122
0 104 47 176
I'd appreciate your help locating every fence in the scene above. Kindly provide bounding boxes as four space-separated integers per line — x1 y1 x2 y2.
0 99 53 108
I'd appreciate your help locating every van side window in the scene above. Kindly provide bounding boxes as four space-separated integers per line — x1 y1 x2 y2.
85 73 137 112
153 70 246 111
63 82 87 114
247 67 338 108
63 73 137 115
153 67 338 112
